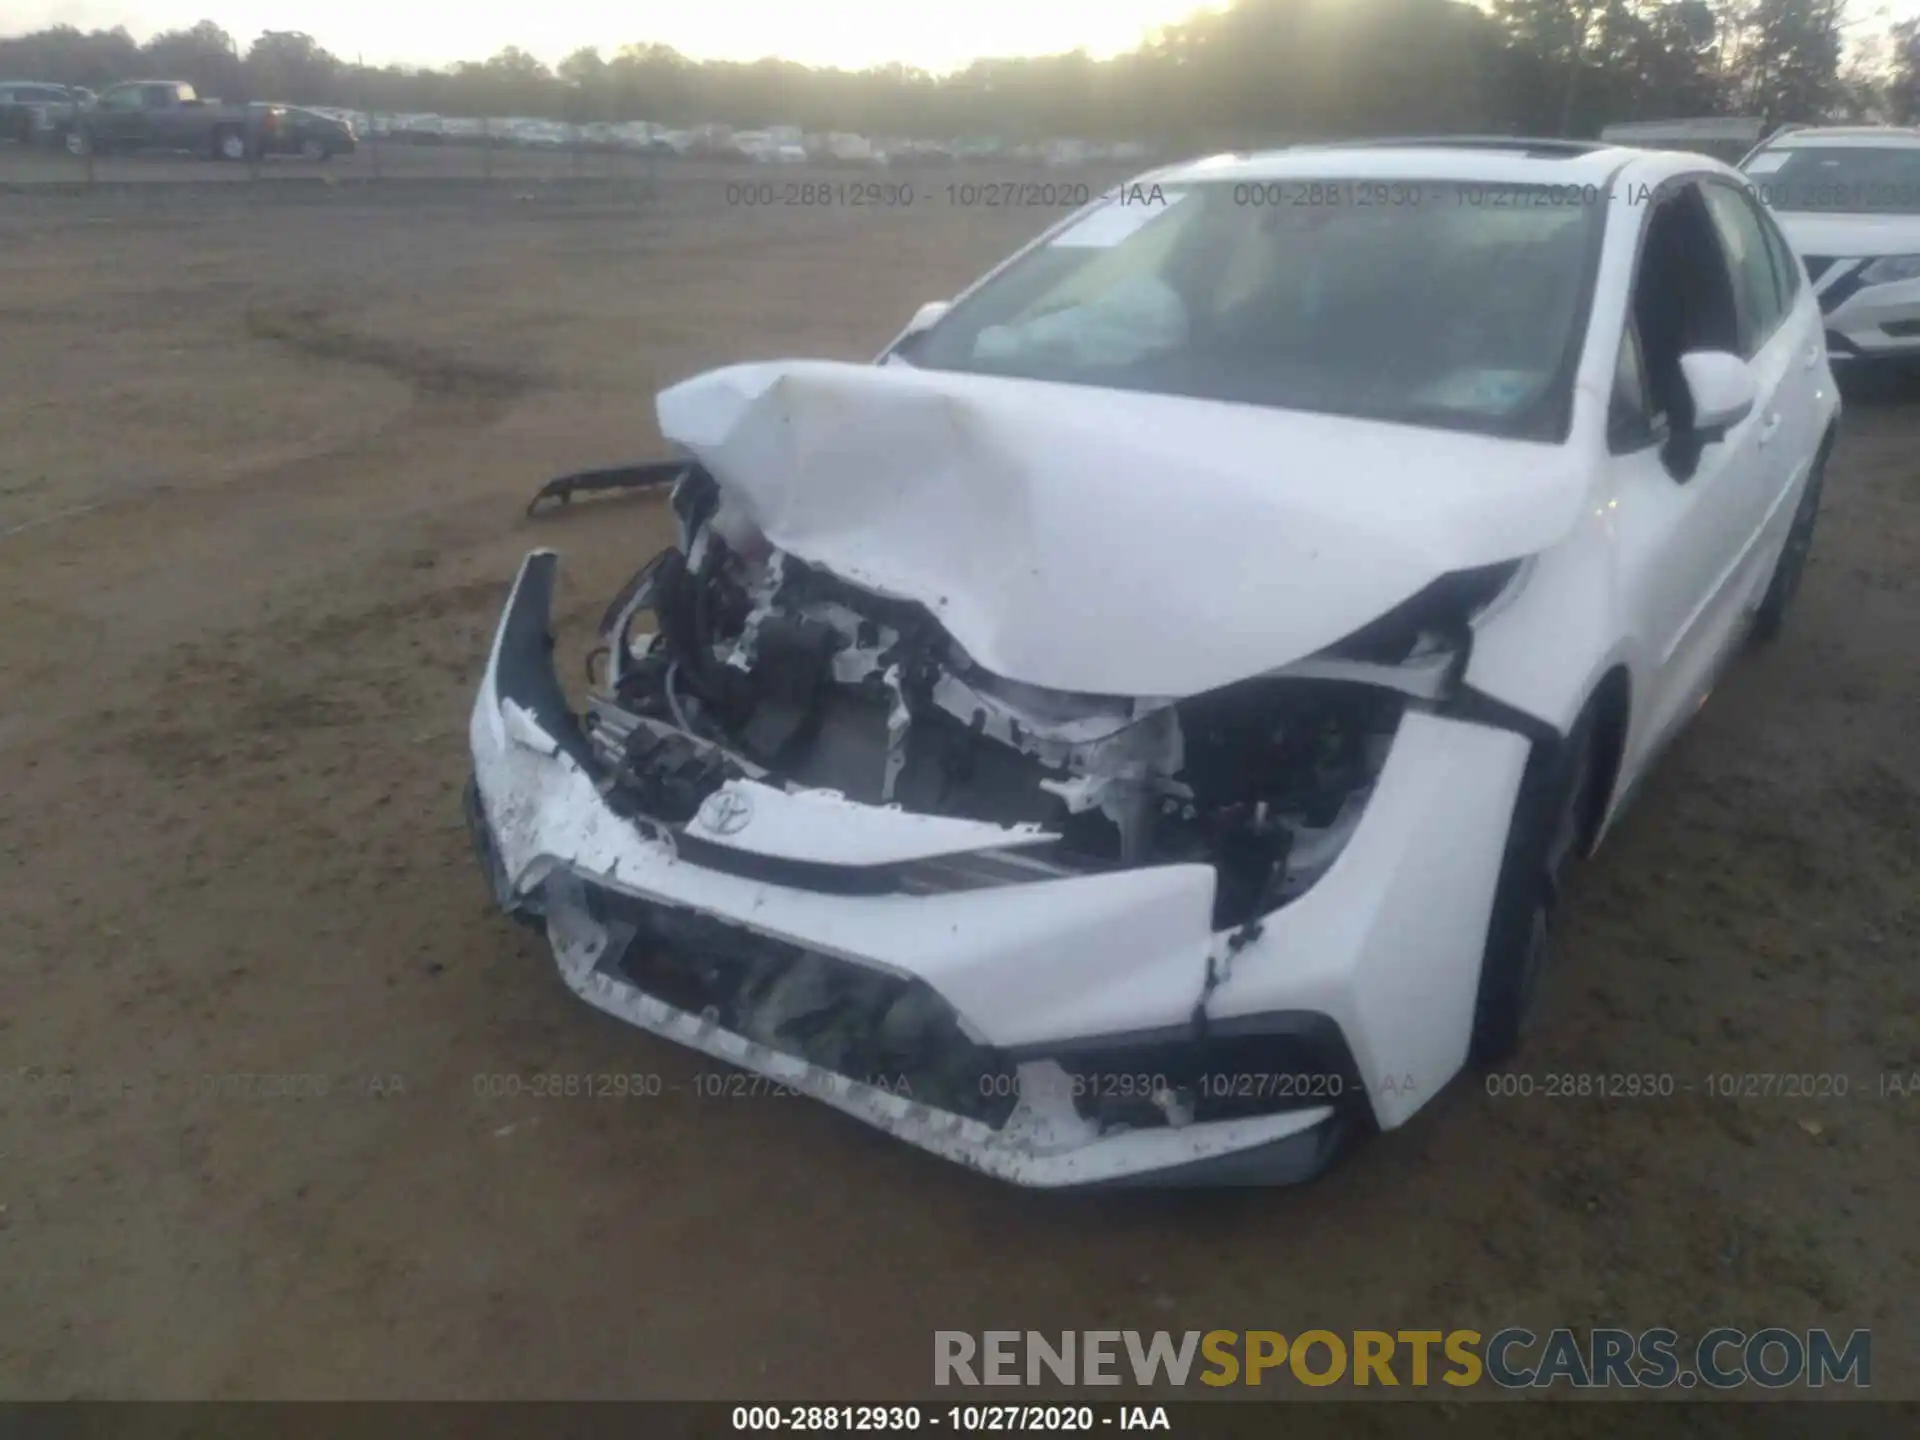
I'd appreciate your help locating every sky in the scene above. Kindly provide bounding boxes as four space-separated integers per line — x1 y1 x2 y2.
0 1 1222 71
6 0 1916 72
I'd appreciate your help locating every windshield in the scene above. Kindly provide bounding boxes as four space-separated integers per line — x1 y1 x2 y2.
898 179 1602 440
1744 144 1920 214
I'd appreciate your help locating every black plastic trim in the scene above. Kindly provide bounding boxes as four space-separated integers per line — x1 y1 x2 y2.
1431 683 1564 751
673 832 908 895
1003 1008 1379 1127
1005 1007 1355 1067
1305 136 1607 158
1080 1108 1355 1188
526 458 691 517
1818 261 1872 315
462 773 545 929
492 552 599 773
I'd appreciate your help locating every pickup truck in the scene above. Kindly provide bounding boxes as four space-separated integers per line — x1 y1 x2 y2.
60 80 289 161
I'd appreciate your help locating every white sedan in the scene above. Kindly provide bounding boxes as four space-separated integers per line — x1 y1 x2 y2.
468 139 1840 1188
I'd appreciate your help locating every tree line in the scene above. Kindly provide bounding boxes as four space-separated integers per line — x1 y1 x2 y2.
2 0 1917 143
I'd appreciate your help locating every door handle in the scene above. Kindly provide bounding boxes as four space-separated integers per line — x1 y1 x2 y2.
1806 344 1823 369
1757 412 1782 446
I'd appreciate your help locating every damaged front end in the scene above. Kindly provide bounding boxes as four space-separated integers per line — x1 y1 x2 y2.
468 441 1540 1187
591 464 1430 932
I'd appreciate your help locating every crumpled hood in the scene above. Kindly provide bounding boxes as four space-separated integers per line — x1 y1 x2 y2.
656 360 1592 697
1772 211 1920 260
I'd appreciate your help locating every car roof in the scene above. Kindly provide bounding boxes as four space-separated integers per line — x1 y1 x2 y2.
1143 138 1662 188
1758 125 1920 150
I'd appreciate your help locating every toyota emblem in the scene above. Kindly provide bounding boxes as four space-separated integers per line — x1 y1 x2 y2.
697 787 754 836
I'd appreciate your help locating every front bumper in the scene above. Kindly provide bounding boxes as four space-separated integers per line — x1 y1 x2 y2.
1815 266 1920 360
467 552 1532 1187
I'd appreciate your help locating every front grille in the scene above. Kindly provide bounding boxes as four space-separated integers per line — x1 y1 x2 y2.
585 886 1020 1126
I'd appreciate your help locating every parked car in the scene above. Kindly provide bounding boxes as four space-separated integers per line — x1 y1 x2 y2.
64 80 286 161
391 113 446 145
261 106 356 160
579 121 621 153
0 80 80 144
1600 116 1766 167
467 138 1840 1189
1739 124 1920 365
610 121 663 152
513 119 574 150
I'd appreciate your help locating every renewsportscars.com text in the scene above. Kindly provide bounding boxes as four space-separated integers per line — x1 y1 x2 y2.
933 1328 1871 1390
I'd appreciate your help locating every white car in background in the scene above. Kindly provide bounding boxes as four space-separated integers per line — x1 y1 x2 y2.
1741 124 1920 363
468 139 1839 1189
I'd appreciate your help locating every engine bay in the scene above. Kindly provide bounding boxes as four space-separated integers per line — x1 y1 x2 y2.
581 469 1408 930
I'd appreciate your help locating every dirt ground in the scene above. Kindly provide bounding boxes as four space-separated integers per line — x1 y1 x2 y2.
0 176 1915 1405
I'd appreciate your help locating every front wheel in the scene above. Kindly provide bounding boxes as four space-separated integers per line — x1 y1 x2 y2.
214 128 248 163
1749 443 1831 645
64 129 90 157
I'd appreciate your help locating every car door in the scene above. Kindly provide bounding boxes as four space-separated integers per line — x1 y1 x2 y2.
1697 177 1810 616
142 84 189 149
1744 182 1830 552
1604 178 1784 770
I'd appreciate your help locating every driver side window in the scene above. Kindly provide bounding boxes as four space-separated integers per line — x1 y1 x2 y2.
99 86 142 111
1701 181 1787 357
1620 181 1742 477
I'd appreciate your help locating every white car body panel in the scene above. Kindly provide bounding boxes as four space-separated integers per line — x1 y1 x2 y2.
471 575 1523 1122
656 360 1595 698
465 141 1843 1187
685 779 1057 865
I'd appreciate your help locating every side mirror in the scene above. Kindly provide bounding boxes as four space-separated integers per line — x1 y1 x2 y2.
902 300 951 337
1678 350 1756 442
880 299 953 363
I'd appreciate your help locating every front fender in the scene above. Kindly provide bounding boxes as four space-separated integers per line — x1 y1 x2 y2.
1464 506 1641 744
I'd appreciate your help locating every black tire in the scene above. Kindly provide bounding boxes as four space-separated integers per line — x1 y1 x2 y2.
1470 707 1602 1066
212 127 248 163
1749 441 1831 645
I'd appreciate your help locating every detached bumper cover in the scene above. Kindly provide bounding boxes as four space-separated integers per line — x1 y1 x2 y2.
467 552 1531 1187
